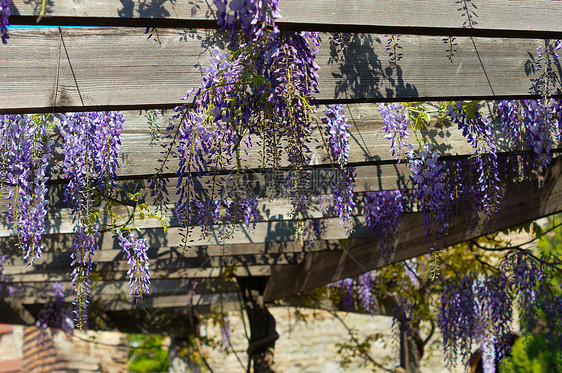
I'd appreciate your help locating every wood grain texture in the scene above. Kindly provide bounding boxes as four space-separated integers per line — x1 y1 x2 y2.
4 265 271 283
0 29 556 113
8 0 562 38
41 104 530 179
7 278 236 299
264 157 562 301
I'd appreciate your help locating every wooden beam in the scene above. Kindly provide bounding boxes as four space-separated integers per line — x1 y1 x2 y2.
90 292 241 312
40 103 525 179
8 0 562 38
4 265 271 283
4 240 341 266
0 29 556 113
5 278 236 300
0 299 35 325
4 252 308 279
263 156 562 301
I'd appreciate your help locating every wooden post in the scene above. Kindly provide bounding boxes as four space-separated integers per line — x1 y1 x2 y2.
238 277 278 373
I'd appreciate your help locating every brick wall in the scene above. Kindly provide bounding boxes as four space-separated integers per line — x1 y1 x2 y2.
21 327 128 373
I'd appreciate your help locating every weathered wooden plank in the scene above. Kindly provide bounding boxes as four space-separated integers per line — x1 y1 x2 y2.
5 265 271 283
5 239 342 266
8 0 562 38
0 211 366 243
3 252 308 277
18 292 241 312
96 292 240 312
5 278 236 299
61 104 522 178
264 156 562 301
0 28 556 113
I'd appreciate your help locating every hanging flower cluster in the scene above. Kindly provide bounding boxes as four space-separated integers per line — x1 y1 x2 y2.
533 39 562 97
447 101 502 220
409 143 450 241
364 190 404 263
70 225 100 329
117 230 151 305
322 104 356 229
36 283 74 336
437 249 562 369
439 275 478 368
0 0 10 44
159 0 320 246
214 0 281 40
497 99 562 181
331 277 354 311
377 103 411 160
0 254 6 294
357 272 375 313
0 115 53 264
60 112 124 214
60 111 125 328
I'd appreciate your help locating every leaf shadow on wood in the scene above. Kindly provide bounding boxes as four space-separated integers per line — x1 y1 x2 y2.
329 34 418 101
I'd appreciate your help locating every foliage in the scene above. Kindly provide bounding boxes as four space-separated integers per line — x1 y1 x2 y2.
327 216 562 372
502 334 562 373
128 334 170 373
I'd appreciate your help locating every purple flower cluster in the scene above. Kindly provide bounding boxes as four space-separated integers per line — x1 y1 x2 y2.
331 32 352 48
320 105 356 228
503 251 542 334
118 230 150 306
0 115 52 264
323 104 350 167
330 168 356 229
533 39 561 96
378 103 411 160
60 112 124 215
408 144 450 240
497 99 562 179
364 190 404 263
36 283 74 336
0 255 6 294
447 101 494 152
439 275 478 368
0 0 10 44
175 4 320 234
214 0 281 40
357 272 375 313
196 198 259 228
437 249 562 368
331 277 354 311
473 274 513 366
60 112 125 327
70 225 100 329
447 101 502 220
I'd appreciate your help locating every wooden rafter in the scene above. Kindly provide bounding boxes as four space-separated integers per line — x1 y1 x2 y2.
8 0 562 38
0 30 559 113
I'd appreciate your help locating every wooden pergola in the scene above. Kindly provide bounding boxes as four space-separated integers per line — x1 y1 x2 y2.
1 0 562 370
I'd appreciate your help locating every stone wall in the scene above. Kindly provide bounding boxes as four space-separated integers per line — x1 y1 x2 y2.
204 307 453 373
